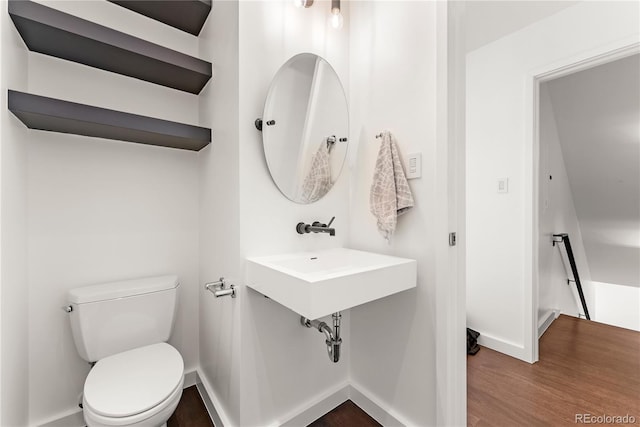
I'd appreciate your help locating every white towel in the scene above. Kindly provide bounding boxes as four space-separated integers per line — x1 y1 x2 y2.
370 130 414 241
301 139 332 203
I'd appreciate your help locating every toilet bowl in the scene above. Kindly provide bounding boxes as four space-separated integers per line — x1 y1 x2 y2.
82 343 184 427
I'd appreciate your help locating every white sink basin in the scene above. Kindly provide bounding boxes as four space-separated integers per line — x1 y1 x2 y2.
246 248 417 319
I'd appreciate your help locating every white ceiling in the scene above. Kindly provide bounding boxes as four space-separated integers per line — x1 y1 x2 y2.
465 1 580 52
545 54 640 287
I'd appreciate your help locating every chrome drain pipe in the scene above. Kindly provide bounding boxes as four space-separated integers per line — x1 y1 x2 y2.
301 312 342 363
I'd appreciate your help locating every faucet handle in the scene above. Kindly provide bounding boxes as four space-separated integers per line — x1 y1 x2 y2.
312 217 335 228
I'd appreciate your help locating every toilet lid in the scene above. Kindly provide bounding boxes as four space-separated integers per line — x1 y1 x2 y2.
84 343 184 418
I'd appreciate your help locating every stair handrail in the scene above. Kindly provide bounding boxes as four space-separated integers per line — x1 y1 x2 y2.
552 233 591 320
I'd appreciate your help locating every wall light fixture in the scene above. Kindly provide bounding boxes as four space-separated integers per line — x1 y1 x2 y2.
330 0 344 29
294 0 313 8
294 0 343 29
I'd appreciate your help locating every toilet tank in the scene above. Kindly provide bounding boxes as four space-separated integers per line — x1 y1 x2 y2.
67 275 179 362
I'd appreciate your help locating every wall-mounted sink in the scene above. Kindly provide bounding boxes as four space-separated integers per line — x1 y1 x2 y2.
246 248 417 319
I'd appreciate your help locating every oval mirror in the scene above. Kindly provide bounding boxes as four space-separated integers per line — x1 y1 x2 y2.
260 53 349 204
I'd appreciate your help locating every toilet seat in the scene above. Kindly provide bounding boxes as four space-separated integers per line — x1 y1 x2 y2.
84 343 184 420
83 377 183 427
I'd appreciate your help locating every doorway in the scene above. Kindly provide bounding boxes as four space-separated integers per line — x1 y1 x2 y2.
536 52 640 340
465 0 639 364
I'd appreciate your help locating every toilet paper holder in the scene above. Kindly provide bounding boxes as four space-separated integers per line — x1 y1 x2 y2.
204 277 236 298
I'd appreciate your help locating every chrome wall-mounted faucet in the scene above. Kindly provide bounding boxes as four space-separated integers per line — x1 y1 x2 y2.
296 217 335 236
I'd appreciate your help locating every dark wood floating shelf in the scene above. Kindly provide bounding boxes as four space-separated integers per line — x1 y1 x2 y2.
8 0 212 94
8 90 211 151
108 0 212 36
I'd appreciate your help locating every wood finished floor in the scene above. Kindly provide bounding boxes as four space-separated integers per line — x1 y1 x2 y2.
167 389 379 427
168 386 214 427
308 400 381 427
468 315 640 426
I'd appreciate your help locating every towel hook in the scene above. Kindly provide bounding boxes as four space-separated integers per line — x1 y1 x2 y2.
326 135 337 151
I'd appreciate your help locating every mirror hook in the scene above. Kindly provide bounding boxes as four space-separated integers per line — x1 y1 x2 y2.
255 118 276 131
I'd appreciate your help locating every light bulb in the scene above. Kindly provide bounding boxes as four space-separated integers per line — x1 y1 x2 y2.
331 0 340 15
294 0 313 8
330 11 343 29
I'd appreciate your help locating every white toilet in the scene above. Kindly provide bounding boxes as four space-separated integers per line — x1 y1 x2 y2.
67 275 184 427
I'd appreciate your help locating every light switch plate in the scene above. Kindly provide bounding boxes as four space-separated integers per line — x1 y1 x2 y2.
497 178 509 193
406 153 422 179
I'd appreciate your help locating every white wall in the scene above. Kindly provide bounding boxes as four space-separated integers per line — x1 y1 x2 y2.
1 10 3 420
198 3 460 426
538 84 594 322
348 2 439 425
1 1 203 424
198 0 241 425
593 281 640 332
466 1 639 362
1 0 29 424
26 139 199 425
198 1 351 426
464 1 579 53
237 2 350 425
0 1 459 425
199 4 460 425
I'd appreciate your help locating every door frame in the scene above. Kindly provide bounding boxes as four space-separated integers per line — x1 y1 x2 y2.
435 1 467 425
524 39 640 362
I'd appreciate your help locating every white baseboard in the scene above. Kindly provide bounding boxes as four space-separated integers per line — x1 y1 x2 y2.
38 410 85 427
277 381 406 427
194 379 404 427
477 332 530 362
538 309 560 338
195 370 232 427
184 369 198 388
278 382 350 427
194 375 353 427
40 371 404 427
348 382 407 426
38 369 200 427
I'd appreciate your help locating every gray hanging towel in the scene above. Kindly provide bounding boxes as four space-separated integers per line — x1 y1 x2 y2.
301 139 332 203
369 130 414 241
